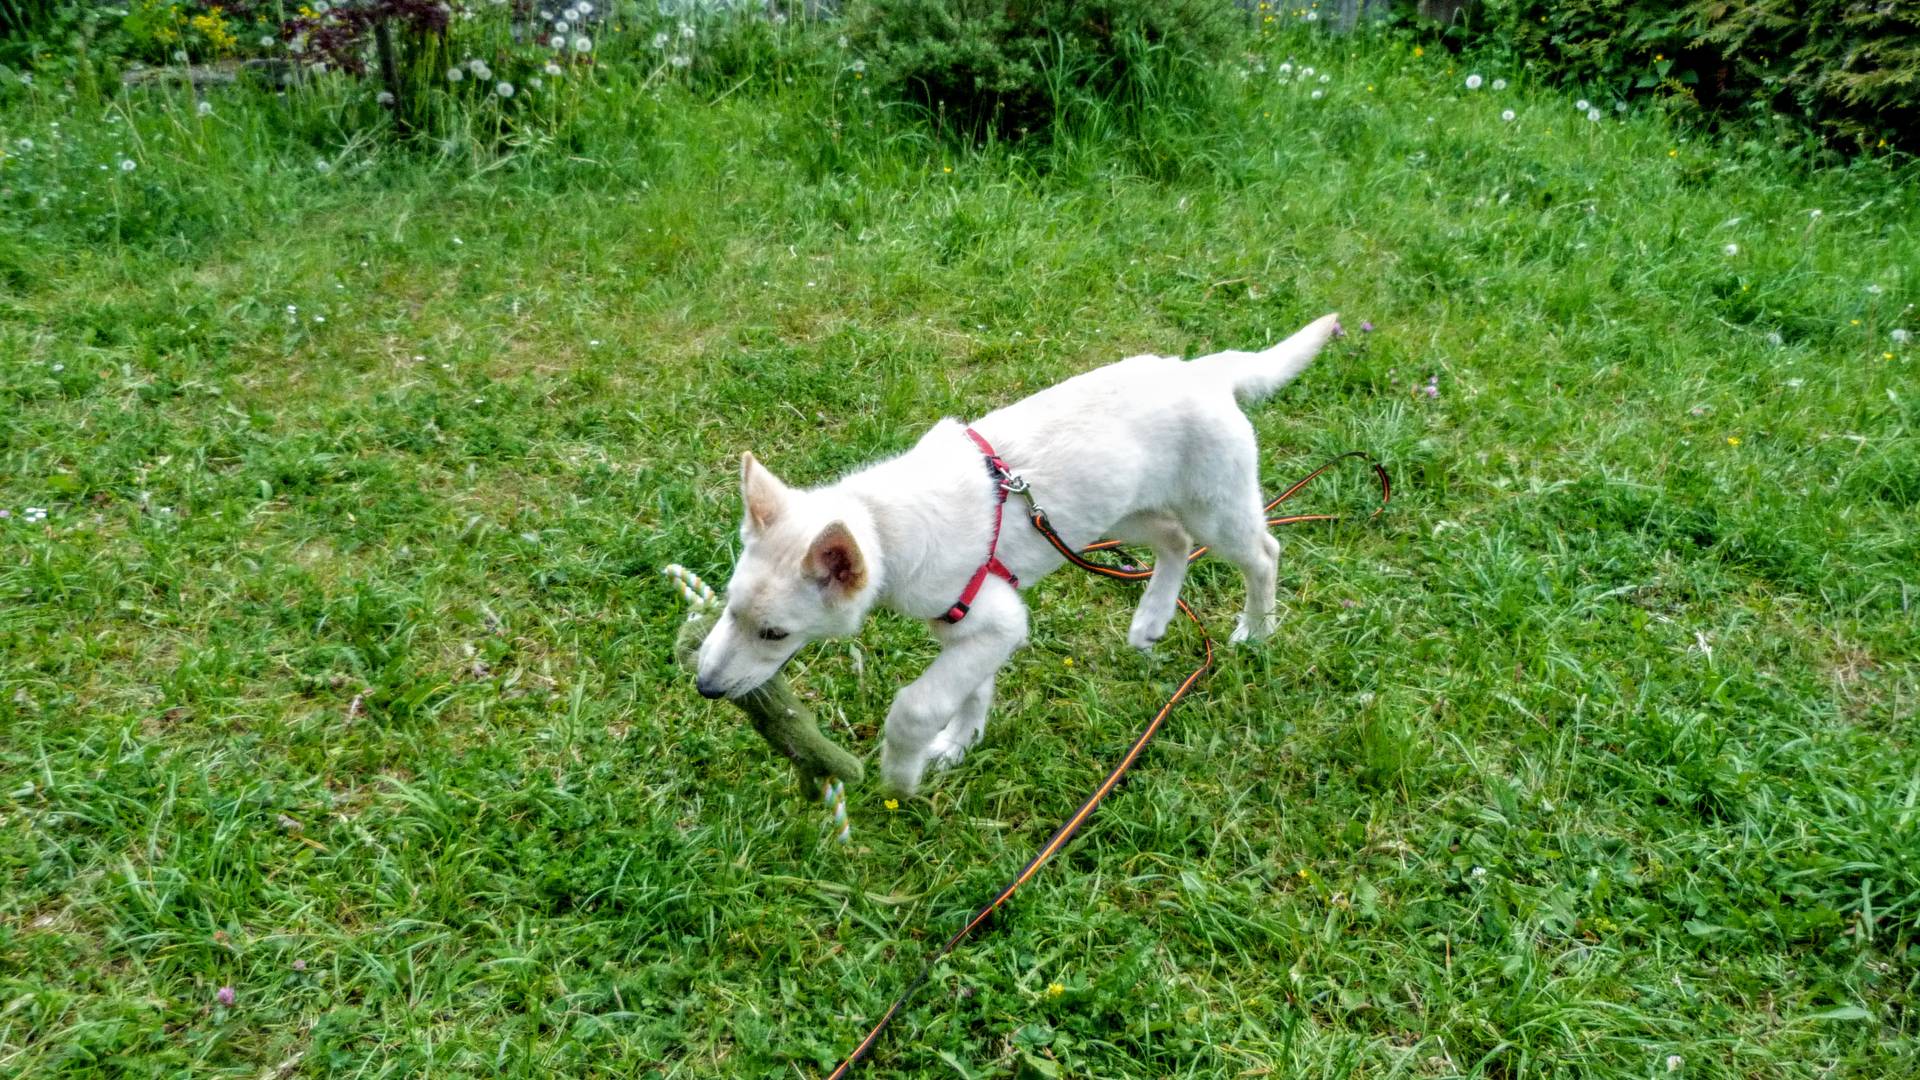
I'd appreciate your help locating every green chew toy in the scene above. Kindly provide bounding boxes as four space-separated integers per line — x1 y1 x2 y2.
664 566 865 805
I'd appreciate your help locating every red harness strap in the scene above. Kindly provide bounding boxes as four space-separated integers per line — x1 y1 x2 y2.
941 427 1021 623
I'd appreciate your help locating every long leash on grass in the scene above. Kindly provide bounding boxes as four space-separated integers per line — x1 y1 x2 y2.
825 450 1391 1077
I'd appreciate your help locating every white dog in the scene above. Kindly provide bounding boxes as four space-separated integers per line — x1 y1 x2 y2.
695 313 1342 795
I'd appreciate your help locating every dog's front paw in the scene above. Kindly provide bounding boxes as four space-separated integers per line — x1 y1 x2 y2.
1128 610 1171 652
879 739 927 797
1229 612 1275 644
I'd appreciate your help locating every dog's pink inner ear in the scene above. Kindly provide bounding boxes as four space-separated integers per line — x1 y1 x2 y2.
807 522 866 593
741 451 787 531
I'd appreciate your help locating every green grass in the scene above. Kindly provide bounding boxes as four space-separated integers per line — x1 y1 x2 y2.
2 30 1917 1079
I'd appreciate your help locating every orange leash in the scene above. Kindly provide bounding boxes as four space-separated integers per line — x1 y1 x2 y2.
824 451 1391 1077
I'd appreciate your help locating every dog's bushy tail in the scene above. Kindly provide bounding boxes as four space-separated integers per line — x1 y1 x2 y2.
1214 312 1341 404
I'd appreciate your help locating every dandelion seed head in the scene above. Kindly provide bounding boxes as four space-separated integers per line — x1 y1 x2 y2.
1501 109 1516 122
495 80 514 97
1723 243 1739 256
1576 99 1590 111
1465 74 1483 89
1492 78 1507 90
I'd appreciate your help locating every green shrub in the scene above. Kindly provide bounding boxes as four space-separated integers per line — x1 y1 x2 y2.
845 0 1236 142
1446 0 1920 152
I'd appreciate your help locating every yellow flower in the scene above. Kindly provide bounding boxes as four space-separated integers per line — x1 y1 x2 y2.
942 165 951 173
1046 982 1064 998
1367 84 1374 92
1655 53 1664 62
883 798 899 811
1063 657 1074 667
1413 46 1423 57
1726 436 1741 447
1668 148 1678 157
1885 352 1895 361
1851 319 1861 326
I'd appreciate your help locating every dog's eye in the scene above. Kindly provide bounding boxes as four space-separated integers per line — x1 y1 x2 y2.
759 627 789 642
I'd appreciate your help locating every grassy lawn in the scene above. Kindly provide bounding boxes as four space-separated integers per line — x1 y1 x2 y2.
2 32 1916 1079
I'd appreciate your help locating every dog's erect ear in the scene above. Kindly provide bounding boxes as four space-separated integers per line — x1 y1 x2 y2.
740 452 790 532
806 522 867 597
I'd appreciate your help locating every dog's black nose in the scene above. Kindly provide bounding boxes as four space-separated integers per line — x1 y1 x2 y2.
696 678 725 700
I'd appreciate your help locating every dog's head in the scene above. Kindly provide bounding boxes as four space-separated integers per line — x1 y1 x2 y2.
694 452 876 699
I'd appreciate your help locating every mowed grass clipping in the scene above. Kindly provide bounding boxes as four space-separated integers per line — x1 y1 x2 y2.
2 35 1917 1079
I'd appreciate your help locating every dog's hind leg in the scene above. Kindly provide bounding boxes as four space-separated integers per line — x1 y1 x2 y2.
1184 473 1280 644
1195 512 1280 644
1113 512 1193 652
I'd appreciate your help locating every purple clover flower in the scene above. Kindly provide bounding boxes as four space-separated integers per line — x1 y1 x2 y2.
216 986 236 1006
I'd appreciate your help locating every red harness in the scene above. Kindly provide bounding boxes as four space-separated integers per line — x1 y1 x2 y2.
941 427 1022 623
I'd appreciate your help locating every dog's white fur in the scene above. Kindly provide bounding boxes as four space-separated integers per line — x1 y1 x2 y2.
695 313 1342 795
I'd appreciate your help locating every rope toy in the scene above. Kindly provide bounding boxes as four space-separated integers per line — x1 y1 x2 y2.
664 565 862 843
